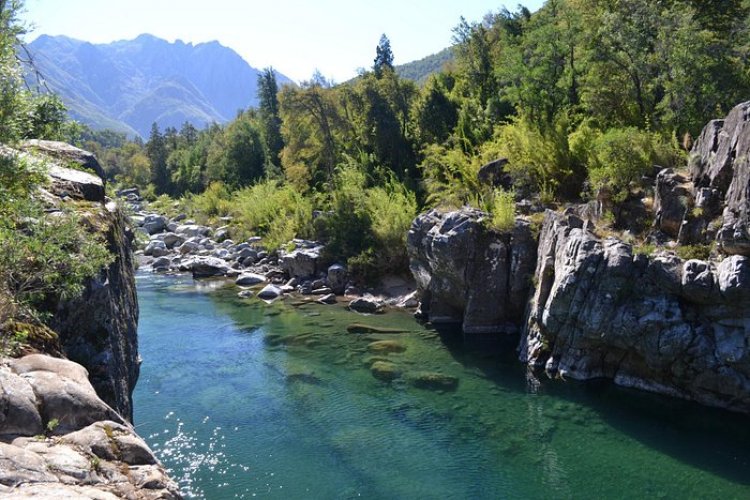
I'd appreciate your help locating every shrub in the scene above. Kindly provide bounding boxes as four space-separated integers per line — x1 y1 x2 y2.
418 143 481 209
489 189 516 232
585 128 682 203
185 182 231 222
489 114 578 202
230 179 313 250
0 155 113 324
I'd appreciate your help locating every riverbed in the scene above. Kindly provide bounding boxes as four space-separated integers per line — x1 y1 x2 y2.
133 273 750 499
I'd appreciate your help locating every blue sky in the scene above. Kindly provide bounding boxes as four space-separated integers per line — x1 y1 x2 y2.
22 0 544 83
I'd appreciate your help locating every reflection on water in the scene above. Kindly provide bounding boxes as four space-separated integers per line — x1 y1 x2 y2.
134 274 750 499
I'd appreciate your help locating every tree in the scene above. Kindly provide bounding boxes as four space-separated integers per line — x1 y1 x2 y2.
146 123 170 194
206 113 267 187
257 67 284 166
373 34 394 77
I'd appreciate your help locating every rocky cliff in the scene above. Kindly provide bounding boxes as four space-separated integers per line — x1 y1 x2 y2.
0 142 178 497
408 102 750 413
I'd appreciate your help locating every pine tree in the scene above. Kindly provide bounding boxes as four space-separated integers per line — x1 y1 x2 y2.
257 67 283 166
146 122 169 194
373 34 394 78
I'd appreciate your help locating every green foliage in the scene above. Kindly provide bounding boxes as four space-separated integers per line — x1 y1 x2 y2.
0 154 113 324
257 68 284 166
490 115 577 202
46 418 59 434
185 182 231 222
419 143 480 209
230 180 313 250
489 189 516 232
373 34 395 77
676 244 712 261
585 127 677 202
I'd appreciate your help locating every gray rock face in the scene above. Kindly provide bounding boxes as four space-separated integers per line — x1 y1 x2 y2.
682 101 750 253
21 140 106 181
653 168 692 238
51 203 139 422
280 245 323 279
46 165 105 203
0 355 179 497
521 211 750 412
407 208 537 340
327 264 347 295
142 214 168 235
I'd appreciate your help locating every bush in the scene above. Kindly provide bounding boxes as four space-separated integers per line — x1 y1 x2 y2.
185 182 231 222
489 189 516 232
0 153 113 327
585 128 682 203
319 161 417 281
418 143 481 209
230 179 313 250
489 114 578 202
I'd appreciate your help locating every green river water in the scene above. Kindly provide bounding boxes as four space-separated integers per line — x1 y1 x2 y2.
133 273 750 499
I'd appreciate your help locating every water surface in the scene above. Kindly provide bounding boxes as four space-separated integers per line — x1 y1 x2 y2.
134 273 750 498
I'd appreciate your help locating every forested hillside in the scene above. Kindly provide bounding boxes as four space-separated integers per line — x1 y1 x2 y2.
72 0 750 279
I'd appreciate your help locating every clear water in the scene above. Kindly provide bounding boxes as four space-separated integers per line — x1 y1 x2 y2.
133 273 750 499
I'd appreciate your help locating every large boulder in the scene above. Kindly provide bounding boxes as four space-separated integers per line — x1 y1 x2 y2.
280 244 323 279
521 211 750 413
407 208 537 344
46 165 105 202
327 264 347 294
142 214 168 235
181 256 231 278
21 139 106 181
176 224 211 238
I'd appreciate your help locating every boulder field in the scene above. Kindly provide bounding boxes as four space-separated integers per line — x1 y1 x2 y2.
408 102 750 413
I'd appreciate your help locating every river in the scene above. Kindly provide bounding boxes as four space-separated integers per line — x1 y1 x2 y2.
133 273 750 499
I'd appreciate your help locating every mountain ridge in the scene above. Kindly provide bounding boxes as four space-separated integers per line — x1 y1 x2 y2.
27 34 294 137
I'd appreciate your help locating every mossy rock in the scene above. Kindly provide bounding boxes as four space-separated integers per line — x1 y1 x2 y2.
370 361 401 382
408 371 459 391
3 321 62 357
367 340 406 354
347 323 408 334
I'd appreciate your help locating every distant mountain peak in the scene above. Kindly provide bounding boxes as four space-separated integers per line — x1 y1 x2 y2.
26 34 293 137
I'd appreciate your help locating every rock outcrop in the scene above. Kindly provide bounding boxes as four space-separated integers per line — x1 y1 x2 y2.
653 101 750 250
0 143 176 496
0 354 179 498
19 142 142 423
407 100 750 413
520 211 750 413
407 208 537 345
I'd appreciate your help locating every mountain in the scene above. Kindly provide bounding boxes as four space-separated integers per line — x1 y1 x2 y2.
26 34 294 137
396 47 454 85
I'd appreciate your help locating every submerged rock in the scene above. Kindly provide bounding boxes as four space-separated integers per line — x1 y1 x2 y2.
367 340 407 354
408 372 459 391
370 361 401 382
346 323 408 334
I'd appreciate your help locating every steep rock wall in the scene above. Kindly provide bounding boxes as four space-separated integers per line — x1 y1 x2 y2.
521 211 750 412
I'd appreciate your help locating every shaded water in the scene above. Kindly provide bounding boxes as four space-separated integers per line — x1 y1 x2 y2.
134 273 750 499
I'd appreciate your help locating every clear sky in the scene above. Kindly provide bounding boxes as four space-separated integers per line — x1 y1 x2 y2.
21 0 544 83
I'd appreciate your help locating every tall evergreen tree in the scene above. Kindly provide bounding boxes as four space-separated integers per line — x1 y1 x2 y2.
257 67 283 166
146 122 169 193
373 34 394 77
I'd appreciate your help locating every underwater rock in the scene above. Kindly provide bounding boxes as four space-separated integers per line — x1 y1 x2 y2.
408 372 459 391
367 340 407 354
370 361 401 381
